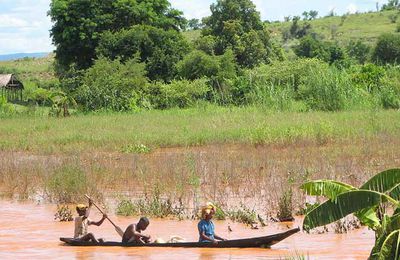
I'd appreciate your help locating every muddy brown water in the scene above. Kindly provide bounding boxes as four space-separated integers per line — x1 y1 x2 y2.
0 200 375 259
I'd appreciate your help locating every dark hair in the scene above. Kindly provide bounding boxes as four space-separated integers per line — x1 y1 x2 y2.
139 217 150 225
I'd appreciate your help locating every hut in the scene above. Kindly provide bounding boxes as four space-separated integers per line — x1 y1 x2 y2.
0 74 24 101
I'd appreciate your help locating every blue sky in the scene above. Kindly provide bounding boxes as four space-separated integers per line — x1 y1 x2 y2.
0 0 389 55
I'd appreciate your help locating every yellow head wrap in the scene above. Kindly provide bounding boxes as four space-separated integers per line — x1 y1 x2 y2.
76 204 88 210
201 202 216 219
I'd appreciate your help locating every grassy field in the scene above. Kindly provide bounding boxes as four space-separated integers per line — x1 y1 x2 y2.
0 106 399 154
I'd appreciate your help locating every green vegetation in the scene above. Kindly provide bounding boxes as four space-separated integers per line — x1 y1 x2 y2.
269 10 400 45
301 169 400 259
0 108 399 153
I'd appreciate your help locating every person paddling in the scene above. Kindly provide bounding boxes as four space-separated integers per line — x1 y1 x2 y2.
198 203 226 244
74 198 107 243
122 217 151 244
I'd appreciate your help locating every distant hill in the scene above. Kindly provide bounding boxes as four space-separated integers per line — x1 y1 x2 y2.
183 10 400 46
0 52 50 61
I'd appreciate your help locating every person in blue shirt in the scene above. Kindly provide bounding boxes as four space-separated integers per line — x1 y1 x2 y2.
198 203 226 244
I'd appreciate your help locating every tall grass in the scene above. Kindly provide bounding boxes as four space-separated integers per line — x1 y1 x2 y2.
0 107 399 153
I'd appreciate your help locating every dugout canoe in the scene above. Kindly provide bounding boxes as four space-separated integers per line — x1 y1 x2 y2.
60 228 300 248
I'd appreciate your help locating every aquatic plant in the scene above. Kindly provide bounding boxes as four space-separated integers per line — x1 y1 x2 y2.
54 205 74 222
278 189 294 222
227 204 258 225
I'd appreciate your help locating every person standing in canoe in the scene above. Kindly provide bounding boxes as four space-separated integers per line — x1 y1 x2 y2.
122 217 151 244
198 203 226 244
74 199 107 243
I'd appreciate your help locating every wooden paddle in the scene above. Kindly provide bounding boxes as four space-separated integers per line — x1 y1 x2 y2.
84 194 124 237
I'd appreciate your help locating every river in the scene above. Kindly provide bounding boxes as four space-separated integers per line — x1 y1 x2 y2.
0 200 374 259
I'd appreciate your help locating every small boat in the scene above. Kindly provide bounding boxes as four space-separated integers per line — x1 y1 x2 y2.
60 228 300 248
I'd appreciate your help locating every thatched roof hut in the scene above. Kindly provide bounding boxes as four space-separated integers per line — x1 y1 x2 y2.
0 74 24 89
0 74 24 101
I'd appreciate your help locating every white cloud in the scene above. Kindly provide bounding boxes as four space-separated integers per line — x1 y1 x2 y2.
0 0 53 54
347 3 358 14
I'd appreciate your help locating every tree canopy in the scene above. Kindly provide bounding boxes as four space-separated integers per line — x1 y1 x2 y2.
97 25 190 82
200 0 280 68
49 0 185 72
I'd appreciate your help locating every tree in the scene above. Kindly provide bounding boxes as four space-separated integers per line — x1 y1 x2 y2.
309 10 318 20
301 169 400 259
294 36 330 62
188 18 202 30
372 33 400 65
97 25 190 82
381 0 400 10
302 11 309 21
49 0 185 73
294 36 346 64
346 40 371 64
201 0 280 68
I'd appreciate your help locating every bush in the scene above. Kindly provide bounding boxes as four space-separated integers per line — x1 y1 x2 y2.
294 36 347 64
76 57 148 111
346 40 371 64
149 78 211 109
176 50 220 80
351 64 386 92
372 33 400 65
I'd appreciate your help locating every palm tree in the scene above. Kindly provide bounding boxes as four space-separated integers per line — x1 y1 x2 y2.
301 169 400 259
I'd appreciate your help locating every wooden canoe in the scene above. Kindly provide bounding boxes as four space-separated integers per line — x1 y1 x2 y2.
60 228 300 248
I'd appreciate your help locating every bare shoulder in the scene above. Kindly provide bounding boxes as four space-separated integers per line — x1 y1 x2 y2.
125 224 135 232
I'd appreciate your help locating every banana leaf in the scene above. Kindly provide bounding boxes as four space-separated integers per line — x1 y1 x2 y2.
378 230 400 260
361 169 400 193
303 190 398 232
301 180 356 200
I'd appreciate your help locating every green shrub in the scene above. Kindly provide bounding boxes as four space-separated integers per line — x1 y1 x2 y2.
351 64 386 92
116 198 137 216
177 50 220 80
228 204 258 225
372 33 400 65
346 40 371 64
116 196 175 218
149 78 211 109
76 57 148 111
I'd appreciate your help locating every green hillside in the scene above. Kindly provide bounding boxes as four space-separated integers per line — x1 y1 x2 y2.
269 10 399 45
184 10 400 45
0 55 55 82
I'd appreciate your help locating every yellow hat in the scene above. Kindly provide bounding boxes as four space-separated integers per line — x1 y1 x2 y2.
76 204 88 210
201 202 216 219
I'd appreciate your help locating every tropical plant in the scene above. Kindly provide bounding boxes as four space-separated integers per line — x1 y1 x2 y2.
49 90 77 117
301 168 400 259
